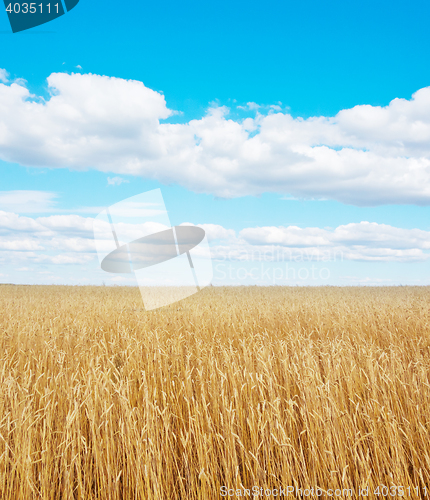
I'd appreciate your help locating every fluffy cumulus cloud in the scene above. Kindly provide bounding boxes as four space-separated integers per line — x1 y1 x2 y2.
0 73 171 170
2 71 430 205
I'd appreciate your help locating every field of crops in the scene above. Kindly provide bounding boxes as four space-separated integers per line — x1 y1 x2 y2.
0 285 429 499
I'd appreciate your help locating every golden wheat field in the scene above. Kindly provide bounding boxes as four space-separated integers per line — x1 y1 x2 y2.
0 285 430 499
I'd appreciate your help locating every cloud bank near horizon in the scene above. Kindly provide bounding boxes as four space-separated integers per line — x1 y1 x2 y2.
0 209 428 268
1 71 430 205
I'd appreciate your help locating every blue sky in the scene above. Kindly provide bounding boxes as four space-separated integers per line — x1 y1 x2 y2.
1 0 430 286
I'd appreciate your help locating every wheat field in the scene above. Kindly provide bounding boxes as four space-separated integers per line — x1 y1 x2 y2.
0 285 429 499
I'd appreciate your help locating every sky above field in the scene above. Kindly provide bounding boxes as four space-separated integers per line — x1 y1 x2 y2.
1 0 430 286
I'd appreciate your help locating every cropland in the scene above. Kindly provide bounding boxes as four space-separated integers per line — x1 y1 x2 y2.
0 285 429 499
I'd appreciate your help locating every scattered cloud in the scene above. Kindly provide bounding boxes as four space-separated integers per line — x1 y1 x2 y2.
0 210 50 234
236 222 430 262
240 222 430 251
49 254 94 265
0 210 429 266
0 239 44 251
237 102 261 111
36 214 94 234
269 104 282 112
107 176 129 186
0 191 58 214
1 72 430 205
0 69 9 83
197 223 236 241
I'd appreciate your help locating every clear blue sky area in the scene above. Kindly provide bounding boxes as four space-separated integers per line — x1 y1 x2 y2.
1 0 429 117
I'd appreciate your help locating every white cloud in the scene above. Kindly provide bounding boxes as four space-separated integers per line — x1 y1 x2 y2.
0 191 58 214
236 222 430 262
1 73 430 205
0 210 429 271
179 222 236 242
49 254 94 265
237 102 261 111
36 214 94 234
0 69 9 83
107 176 129 186
0 239 44 251
198 223 236 241
240 226 329 247
240 222 430 251
0 210 49 233
49 237 96 252
0 73 171 171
